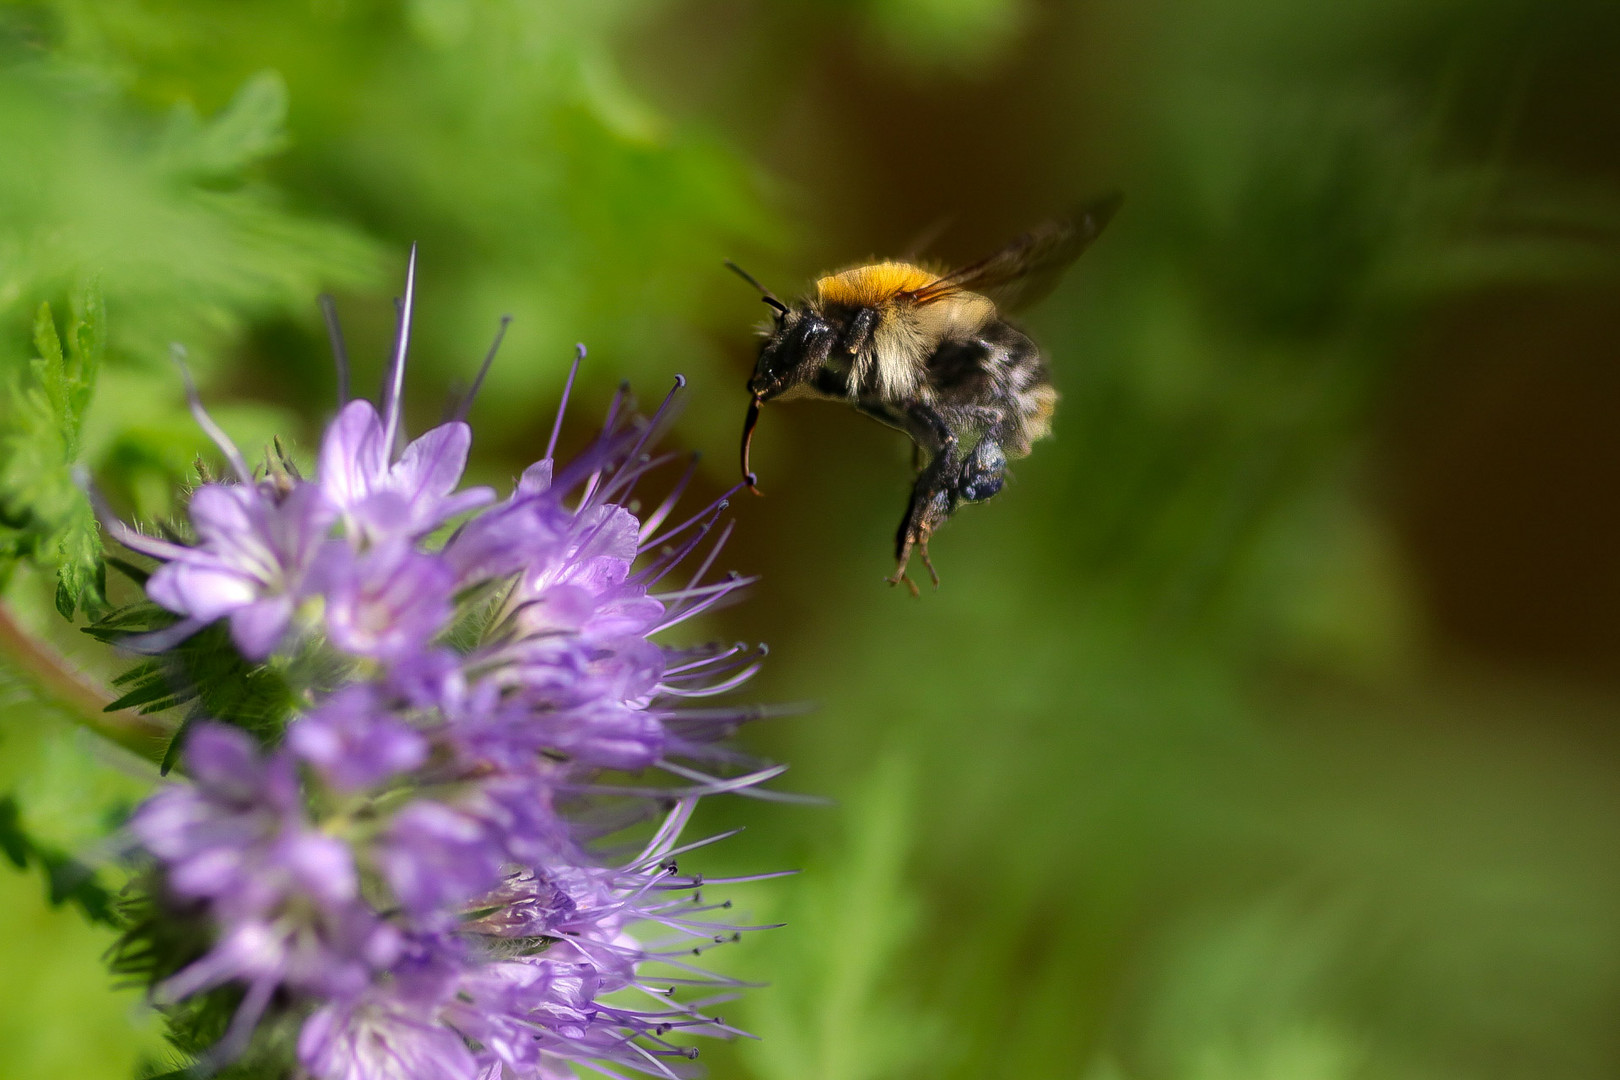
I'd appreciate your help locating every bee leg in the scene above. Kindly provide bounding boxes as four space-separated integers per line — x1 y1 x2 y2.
917 536 940 590
886 550 920 598
885 402 964 594
905 402 959 460
889 457 954 594
956 438 1007 503
887 504 925 596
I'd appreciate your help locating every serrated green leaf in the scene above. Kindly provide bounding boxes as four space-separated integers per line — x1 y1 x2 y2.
111 660 162 688
29 303 71 435
56 498 107 618
42 851 115 923
158 714 195 778
67 277 105 437
3 288 107 618
32 301 63 369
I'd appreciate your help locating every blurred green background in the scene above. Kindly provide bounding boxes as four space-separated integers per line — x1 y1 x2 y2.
3 0 1620 1077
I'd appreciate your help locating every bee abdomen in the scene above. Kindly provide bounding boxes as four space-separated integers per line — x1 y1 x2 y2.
924 319 1054 457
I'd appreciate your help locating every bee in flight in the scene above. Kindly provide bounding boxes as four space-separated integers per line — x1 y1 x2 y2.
730 193 1121 594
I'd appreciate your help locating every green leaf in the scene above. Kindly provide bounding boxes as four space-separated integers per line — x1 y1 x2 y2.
30 301 70 438
67 277 106 440
1 290 108 619
32 301 64 375
55 499 105 620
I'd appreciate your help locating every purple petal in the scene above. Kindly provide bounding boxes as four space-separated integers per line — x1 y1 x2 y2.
318 400 388 511
273 482 341 559
351 491 419 537
434 486 497 522
147 559 259 621
444 499 565 584
182 725 264 794
279 832 360 907
169 845 252 899
229 597 295 660
393 422 472 503
188 484 264 547
288 689 430 792
516 459 552 497
380 801 503 918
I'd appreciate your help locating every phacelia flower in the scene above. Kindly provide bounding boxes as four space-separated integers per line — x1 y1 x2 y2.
121 479 336 660
107 249 787 1080
318 399 493 543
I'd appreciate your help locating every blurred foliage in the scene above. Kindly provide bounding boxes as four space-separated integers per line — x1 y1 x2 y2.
734 755 939 1080
19 0 780 440
1 0 1618 1078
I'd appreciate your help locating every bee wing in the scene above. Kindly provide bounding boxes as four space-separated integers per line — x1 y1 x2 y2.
903 191 1122 312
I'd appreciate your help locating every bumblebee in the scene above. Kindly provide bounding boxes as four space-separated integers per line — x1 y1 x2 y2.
732 192 1121 593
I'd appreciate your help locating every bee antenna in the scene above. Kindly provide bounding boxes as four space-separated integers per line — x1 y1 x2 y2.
724 260 789 316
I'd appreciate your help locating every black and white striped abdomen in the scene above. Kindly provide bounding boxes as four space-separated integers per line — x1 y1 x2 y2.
923 318 1055 457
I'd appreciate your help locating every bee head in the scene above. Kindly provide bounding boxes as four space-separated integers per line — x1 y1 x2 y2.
748 306 834 401
725 259 837 491
724 260 830 401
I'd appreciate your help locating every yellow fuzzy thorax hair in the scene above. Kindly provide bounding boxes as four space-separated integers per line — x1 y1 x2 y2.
814 262 939 308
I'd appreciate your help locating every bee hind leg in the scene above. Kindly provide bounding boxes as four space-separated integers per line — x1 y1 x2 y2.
887 523 939 596
886 548 921 598
917 537 940 590
889 461 954 595
956 438 1007 503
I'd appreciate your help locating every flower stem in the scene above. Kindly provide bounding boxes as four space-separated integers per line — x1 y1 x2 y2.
0 601 170 764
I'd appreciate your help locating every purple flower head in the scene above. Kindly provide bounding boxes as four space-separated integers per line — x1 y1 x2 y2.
113 254 786 1080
